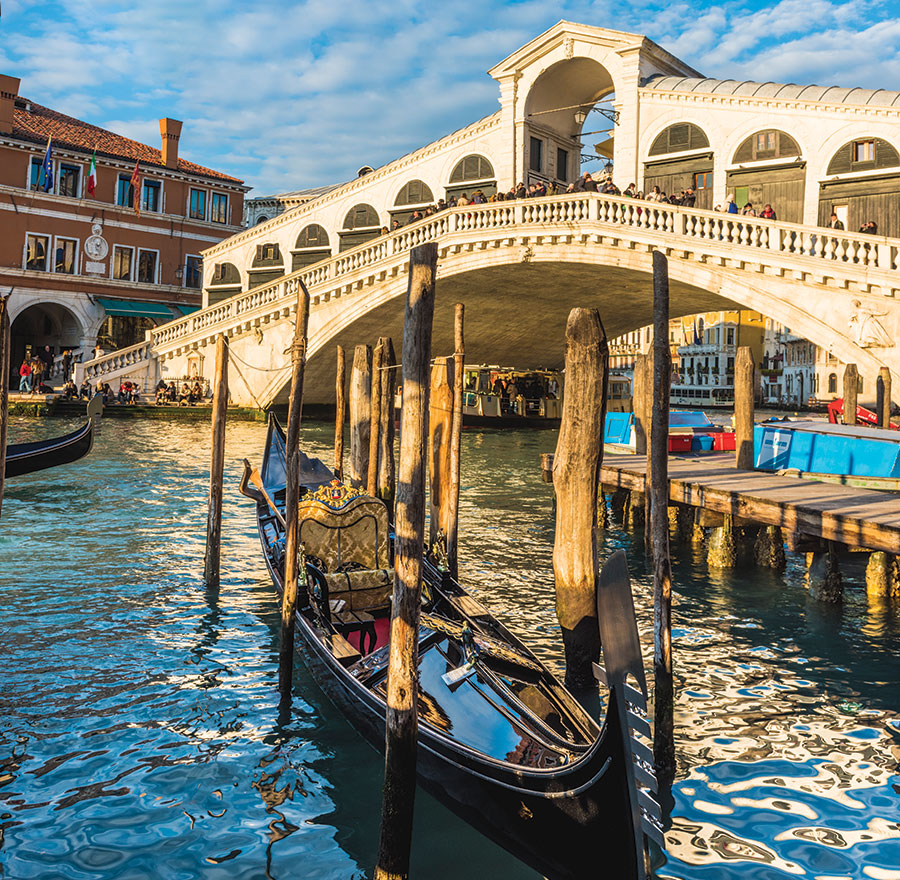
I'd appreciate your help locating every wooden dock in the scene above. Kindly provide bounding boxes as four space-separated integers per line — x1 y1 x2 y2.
601 453 900 555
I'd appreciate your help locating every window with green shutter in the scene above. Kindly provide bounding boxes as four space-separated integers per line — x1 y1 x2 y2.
449 155 494 183
342 204 379 229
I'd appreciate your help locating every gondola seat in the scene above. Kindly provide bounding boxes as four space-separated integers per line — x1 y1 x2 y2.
298 481 393 633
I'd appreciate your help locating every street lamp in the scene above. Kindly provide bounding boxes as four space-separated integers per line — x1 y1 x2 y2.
573 108 588 127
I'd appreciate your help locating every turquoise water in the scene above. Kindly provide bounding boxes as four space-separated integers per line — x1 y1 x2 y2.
1 417 898 878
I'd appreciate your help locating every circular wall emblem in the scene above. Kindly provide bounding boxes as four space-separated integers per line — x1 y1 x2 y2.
91 223 103 236
84 235 109 261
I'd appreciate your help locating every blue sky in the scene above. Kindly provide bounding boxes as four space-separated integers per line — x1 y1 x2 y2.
2 0 898 196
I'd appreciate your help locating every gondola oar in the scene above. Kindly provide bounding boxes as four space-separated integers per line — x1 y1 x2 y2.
241 459 285 528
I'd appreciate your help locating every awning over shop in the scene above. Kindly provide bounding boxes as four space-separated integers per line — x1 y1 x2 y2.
97 298 176 319
174 305 200 316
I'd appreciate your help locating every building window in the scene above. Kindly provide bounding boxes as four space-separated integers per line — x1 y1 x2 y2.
828 373 838 393
693 171 712 189
25 233 50 271
54 237 78 274
29 157 44 191
853 140 875 163
529 137 543 173
184 255 202 288
726 328 735 345
142 180 161 213
557 148 569 182
256 243 279 262
210 192 228 224
755 131 776 155
117 174 135 208
137 249 158 284
113 245 134 281
189 188 207 220
58 163 81 198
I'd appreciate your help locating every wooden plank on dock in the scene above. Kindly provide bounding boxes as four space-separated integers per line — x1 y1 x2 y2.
601 453 900 555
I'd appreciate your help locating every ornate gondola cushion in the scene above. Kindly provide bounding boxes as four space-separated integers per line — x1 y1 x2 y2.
324 568 394 611
297 480 391 574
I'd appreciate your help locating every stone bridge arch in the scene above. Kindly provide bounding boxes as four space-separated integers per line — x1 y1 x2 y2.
250 243 890 406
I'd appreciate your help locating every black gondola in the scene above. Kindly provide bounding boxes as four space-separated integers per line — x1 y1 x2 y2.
5 419 95 478
240 416 663 879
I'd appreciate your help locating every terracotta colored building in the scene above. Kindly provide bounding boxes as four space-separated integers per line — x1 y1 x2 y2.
0 73 248 383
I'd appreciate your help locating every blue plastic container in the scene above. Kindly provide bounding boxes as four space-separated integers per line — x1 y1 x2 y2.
691 434 715 451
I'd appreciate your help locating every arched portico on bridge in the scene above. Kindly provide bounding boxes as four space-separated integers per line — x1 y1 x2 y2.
522 56 618 187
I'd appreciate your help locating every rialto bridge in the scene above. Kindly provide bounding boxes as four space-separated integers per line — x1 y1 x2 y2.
82 21 900 406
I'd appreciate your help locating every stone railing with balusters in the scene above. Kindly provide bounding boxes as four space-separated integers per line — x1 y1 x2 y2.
83 339 154 385
83 192 900 381
51 348 83 381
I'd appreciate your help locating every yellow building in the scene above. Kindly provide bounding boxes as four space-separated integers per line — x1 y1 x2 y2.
671 310 766 407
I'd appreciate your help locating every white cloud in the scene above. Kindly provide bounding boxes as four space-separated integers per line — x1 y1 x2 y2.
2 0 897 195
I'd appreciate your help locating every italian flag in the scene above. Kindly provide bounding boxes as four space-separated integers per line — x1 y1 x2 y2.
87 150 98 196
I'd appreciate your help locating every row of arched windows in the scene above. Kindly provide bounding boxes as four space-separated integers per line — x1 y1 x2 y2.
648 123 899 176
210 155 497 293
646 122 900 226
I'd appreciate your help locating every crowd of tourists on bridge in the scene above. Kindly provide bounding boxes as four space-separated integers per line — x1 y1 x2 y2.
379 171 710 233
375 167 882 239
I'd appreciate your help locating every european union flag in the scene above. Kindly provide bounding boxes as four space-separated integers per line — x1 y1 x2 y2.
41 137 54 192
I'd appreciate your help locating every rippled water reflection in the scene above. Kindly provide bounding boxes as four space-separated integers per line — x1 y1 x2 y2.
1 417 898 878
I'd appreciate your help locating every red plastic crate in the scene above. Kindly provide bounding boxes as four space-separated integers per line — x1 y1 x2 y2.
668 434 693 452
713 431 736 451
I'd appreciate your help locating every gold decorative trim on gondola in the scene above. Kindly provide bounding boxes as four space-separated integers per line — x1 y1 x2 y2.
303 479 368 510
419 612 544 673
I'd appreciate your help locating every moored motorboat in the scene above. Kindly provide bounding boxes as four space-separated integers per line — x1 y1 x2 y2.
604 410 735 454
460 365 564 428
241 416 663 879
755 418 900 489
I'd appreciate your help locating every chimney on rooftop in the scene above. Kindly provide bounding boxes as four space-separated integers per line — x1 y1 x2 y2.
0 75 21 136
159 117 183 169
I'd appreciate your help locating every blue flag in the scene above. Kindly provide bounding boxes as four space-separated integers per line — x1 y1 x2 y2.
41 137 54 192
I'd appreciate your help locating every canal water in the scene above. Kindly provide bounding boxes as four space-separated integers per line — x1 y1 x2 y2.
1 416 898 879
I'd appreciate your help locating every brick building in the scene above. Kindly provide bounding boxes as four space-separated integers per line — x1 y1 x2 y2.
0 73 248 383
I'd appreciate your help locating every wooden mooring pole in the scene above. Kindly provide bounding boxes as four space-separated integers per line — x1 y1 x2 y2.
552 307 608 690
843 363 859 427
279 286 310 702
0 296 9 520
877 367 892 429
429 356 453 555
446 304 465 579
334 345 346 480
377 336 397 514
650 251 675 782
375 242 437 880
367 341 384 498
633 352 650 457
203 334 229 588
735 346 755 469
349 344 372 488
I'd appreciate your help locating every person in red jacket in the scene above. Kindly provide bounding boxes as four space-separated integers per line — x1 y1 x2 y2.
18 358 32 393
